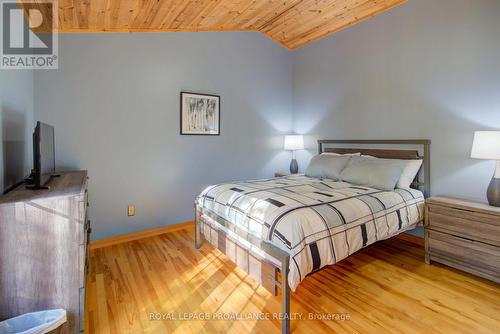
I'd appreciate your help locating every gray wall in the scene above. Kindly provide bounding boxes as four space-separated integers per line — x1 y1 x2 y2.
0 71 34 192
33 0 500 240
293 0 500 202
34 32 293 240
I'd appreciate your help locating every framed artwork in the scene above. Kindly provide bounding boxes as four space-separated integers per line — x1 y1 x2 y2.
180 92 220 135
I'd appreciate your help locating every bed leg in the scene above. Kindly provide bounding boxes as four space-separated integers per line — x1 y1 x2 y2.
195 205 202 249
281 256 290 334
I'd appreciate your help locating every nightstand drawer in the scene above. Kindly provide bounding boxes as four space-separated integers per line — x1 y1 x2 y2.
427 207 500 247
427 203 500 224
427 230 500 281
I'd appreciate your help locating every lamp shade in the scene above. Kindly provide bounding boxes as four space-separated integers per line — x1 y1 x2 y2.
284 135 304 151
471 131 500 160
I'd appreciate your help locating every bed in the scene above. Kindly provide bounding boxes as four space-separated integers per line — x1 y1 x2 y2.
194 139 430 334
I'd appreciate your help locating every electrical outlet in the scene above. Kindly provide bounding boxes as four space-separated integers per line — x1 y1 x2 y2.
127 205 135 217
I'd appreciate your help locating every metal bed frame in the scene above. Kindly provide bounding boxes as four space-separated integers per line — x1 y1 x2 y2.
195 139 431 334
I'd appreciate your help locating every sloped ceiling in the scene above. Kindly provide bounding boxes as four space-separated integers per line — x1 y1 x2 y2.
28 0 406 49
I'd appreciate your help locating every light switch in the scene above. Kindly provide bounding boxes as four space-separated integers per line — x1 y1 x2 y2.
127 205 135 217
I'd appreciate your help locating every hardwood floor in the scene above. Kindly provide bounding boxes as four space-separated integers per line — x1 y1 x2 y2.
85 227 500 333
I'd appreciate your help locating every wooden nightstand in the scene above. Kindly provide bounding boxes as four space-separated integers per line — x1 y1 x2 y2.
425 196 500 283
275 171 291 177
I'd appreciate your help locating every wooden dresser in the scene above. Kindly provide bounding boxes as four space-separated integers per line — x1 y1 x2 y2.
0 171 90 333
425 196 500 283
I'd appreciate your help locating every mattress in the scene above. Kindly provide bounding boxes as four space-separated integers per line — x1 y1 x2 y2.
196 175 424 291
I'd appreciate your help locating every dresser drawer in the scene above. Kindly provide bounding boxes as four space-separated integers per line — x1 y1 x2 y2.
427 205 500 247
427 230 500 282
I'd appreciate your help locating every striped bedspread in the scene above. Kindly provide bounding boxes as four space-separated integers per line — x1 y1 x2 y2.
196 175 424 291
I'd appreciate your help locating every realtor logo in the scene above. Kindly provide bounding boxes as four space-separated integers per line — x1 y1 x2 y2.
1 0 58 69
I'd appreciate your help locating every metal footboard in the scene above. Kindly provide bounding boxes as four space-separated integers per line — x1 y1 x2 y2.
194 204 291 334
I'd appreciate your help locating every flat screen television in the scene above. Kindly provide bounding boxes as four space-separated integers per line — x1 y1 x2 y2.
31 121 56 188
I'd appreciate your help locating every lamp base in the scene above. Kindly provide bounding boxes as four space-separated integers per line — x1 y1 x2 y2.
487 177 500 207
289 159 298 174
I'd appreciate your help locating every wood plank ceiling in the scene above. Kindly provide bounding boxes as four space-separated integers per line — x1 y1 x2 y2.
34 0 407 49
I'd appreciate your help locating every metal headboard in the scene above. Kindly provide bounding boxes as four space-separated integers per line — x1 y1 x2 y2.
317 139 431 197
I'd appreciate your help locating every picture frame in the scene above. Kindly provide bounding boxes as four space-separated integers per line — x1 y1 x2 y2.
180 91 220 135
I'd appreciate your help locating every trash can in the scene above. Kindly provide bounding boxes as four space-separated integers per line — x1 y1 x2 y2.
0 309 66 334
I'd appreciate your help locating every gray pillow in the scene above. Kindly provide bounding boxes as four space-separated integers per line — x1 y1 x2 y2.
340 156 406 191
305 155 351 180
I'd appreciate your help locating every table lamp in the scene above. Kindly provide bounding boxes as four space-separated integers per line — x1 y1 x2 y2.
471 131 500 207
284 135 304 174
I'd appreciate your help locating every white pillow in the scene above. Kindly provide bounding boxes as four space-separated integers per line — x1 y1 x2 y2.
361 155 423 189
396 159 423 189
322 152 361 156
